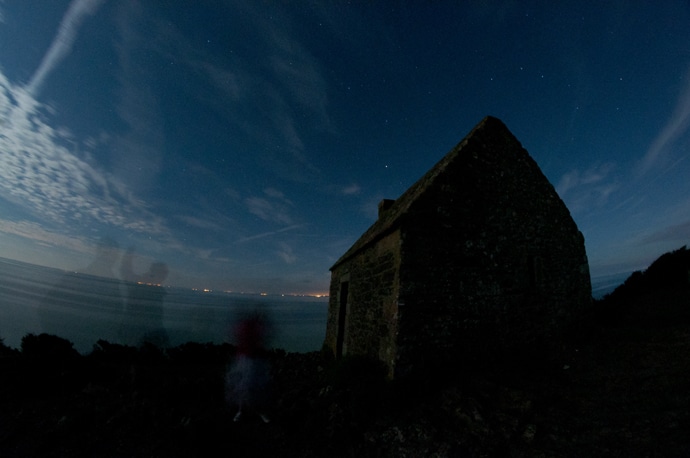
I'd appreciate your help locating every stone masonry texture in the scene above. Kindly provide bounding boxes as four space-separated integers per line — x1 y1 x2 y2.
324 116 591 378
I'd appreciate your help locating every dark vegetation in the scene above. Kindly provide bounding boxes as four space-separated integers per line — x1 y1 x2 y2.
597 245 690 326
1 247 690 457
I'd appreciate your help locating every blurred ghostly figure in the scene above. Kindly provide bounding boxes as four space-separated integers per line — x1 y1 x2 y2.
119 247 169 347
226 311 272 423
38 237 123 352
82 237 121 278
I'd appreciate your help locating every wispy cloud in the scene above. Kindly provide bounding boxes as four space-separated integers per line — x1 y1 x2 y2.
263 187 292 203
145 1 330 184
175 215 225 232
639 65 690 175
245 188 296 225
555 162 618 213
109 1 167 197
0 69 164 235
0 0 164 236
24 0 105 97
276 241 297 264
245 197 293 225
0 218 89 253
342 183 361 195
236 224 302 244
267 28 332 130
642 220 690 245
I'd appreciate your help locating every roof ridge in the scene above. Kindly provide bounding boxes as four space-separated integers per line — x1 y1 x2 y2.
331 115 512 270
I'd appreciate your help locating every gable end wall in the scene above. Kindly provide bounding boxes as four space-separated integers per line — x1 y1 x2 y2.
394 126 591 373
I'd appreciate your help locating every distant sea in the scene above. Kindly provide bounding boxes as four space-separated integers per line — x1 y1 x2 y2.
591 271 630 299
0 257 328 354
0 257 629 354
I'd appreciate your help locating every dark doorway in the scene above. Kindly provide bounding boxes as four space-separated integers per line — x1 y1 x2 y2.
336 281 349 358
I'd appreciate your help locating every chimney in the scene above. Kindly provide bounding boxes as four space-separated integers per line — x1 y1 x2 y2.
378 199 395 218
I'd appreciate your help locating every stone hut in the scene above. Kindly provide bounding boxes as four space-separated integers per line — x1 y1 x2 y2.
323 116 591 378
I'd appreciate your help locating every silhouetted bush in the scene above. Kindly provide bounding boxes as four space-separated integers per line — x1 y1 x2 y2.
20 333 79 361
0 336 19 357
89 339 139 362
167 341 234 365
18 333 84 396
596 246 690 325
132 341 168 365
604 246 690 305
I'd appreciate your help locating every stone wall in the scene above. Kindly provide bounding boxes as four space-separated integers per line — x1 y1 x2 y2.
325 117 592 379
325 230 402 376
395 121 591 373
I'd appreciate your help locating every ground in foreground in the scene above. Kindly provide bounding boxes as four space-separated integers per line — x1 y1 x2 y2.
1 289 689 457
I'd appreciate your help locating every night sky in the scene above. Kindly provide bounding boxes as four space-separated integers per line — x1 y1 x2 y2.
1 1 689 295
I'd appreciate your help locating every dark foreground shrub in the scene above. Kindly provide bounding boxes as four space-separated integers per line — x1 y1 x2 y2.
0 336 19 357
327 354 388 389
21 333 79 361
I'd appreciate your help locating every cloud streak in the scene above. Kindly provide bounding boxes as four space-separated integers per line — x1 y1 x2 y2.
245 188 296 225
24 0 105 97
639 65 690 174
277 241 297 264
0 0 176 244
0 218 89 253
555 163 618 213
236 224 302 244
642 220 690 245
0 72 163 235
342 183 361 195
111 37 165 196
147 2 330 184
